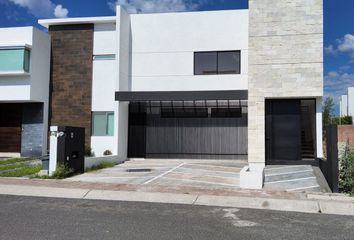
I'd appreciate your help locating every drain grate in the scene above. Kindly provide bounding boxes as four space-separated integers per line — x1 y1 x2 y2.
126 168 152 172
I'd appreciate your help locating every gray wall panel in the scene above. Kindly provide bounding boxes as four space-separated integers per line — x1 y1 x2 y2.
145 113 247 157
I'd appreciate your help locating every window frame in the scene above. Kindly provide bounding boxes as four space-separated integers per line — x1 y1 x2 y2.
91 111 114 136
194 50 241 75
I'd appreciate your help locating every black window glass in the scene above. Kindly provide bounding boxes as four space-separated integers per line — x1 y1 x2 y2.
194 51 240 75
161 107 208 118
218 51 240 74
211 108 242 118
194 52 217 75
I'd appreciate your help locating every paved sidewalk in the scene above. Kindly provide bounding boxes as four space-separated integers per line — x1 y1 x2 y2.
0 177 353 216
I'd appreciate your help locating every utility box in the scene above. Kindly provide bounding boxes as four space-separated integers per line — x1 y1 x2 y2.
49 126 85 175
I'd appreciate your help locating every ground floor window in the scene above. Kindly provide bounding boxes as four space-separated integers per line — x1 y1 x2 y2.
92 112 114 136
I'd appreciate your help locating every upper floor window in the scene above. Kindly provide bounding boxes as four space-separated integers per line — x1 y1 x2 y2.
0 47 30 72
194 51 240 75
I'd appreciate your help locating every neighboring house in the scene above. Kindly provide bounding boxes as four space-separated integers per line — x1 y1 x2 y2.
340 87 354 119
0 0 323 185
0 27 50 157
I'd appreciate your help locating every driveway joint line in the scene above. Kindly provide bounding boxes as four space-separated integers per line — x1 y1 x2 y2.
82 189 92 199
286 185 320 192
142 162 186 185
265 169 313 177
265 177 316 184
265 165 310 171
185 163 243 170
192 195 200 205
178 167 240 175
163 176 238 187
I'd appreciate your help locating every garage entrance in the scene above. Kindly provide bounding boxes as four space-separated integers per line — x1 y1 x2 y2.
128 100 247 159
0 104 22 153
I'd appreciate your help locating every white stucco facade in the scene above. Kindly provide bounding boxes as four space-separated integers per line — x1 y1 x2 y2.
340 95 348 117
0 27 50 103
91 23 117 156
348 88 354 118
129 10 248 92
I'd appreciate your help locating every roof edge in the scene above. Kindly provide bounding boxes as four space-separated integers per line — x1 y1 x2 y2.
38 16 116 28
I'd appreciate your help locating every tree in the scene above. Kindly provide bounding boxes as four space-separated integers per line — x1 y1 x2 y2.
322 97 335 127
331 116 353 125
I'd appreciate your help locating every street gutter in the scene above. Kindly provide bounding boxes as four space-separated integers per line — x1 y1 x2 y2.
0 182 353 216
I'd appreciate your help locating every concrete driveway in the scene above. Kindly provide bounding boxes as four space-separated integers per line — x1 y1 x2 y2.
67 159 328 193
68 159 246 190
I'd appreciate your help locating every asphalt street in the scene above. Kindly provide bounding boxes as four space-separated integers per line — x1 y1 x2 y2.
0 195 353 240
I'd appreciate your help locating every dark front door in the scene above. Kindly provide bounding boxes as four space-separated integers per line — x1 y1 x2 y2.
128 103 147 158
0 104 22 153
266 100 301 161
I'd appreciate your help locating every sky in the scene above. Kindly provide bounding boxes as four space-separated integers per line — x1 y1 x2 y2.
0 0 353 115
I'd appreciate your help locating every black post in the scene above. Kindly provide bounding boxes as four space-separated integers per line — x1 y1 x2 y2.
321 124 339 193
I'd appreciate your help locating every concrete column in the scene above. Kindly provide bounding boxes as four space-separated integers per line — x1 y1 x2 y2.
115 6 131 161
316 97 323 158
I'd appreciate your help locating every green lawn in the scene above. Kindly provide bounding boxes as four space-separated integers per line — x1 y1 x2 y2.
0 158 41 177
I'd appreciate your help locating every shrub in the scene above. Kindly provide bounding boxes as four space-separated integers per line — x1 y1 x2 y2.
103 150 112 156
51 164 75 179
85 145 93 157
339 141 354 194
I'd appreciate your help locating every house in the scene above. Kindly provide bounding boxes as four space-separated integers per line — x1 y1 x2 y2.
0 27 50 157
340 87 354 119
0 0 323 186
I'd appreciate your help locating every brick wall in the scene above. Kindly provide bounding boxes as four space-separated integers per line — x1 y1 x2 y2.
49 24 94 145
337 125 354 151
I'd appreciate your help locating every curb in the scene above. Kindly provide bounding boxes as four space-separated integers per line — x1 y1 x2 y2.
0 184 353 216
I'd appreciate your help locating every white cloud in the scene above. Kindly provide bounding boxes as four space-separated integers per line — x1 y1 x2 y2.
8 0 68 18
325 71 354 108
325 44 337 55
327 71 339 78
327 34 354 59
108 0 200 13
339 65 351 71
54 4 68 18
338 34 354 55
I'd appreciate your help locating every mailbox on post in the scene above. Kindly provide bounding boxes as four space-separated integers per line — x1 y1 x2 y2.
49 126 85 175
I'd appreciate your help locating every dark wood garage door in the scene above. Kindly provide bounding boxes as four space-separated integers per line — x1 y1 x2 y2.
128 104 247 159
0 104 22 153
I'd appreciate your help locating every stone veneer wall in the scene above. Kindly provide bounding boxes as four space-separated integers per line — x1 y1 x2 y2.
21 103 44 157
49 24 94 145
248 0 323 166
